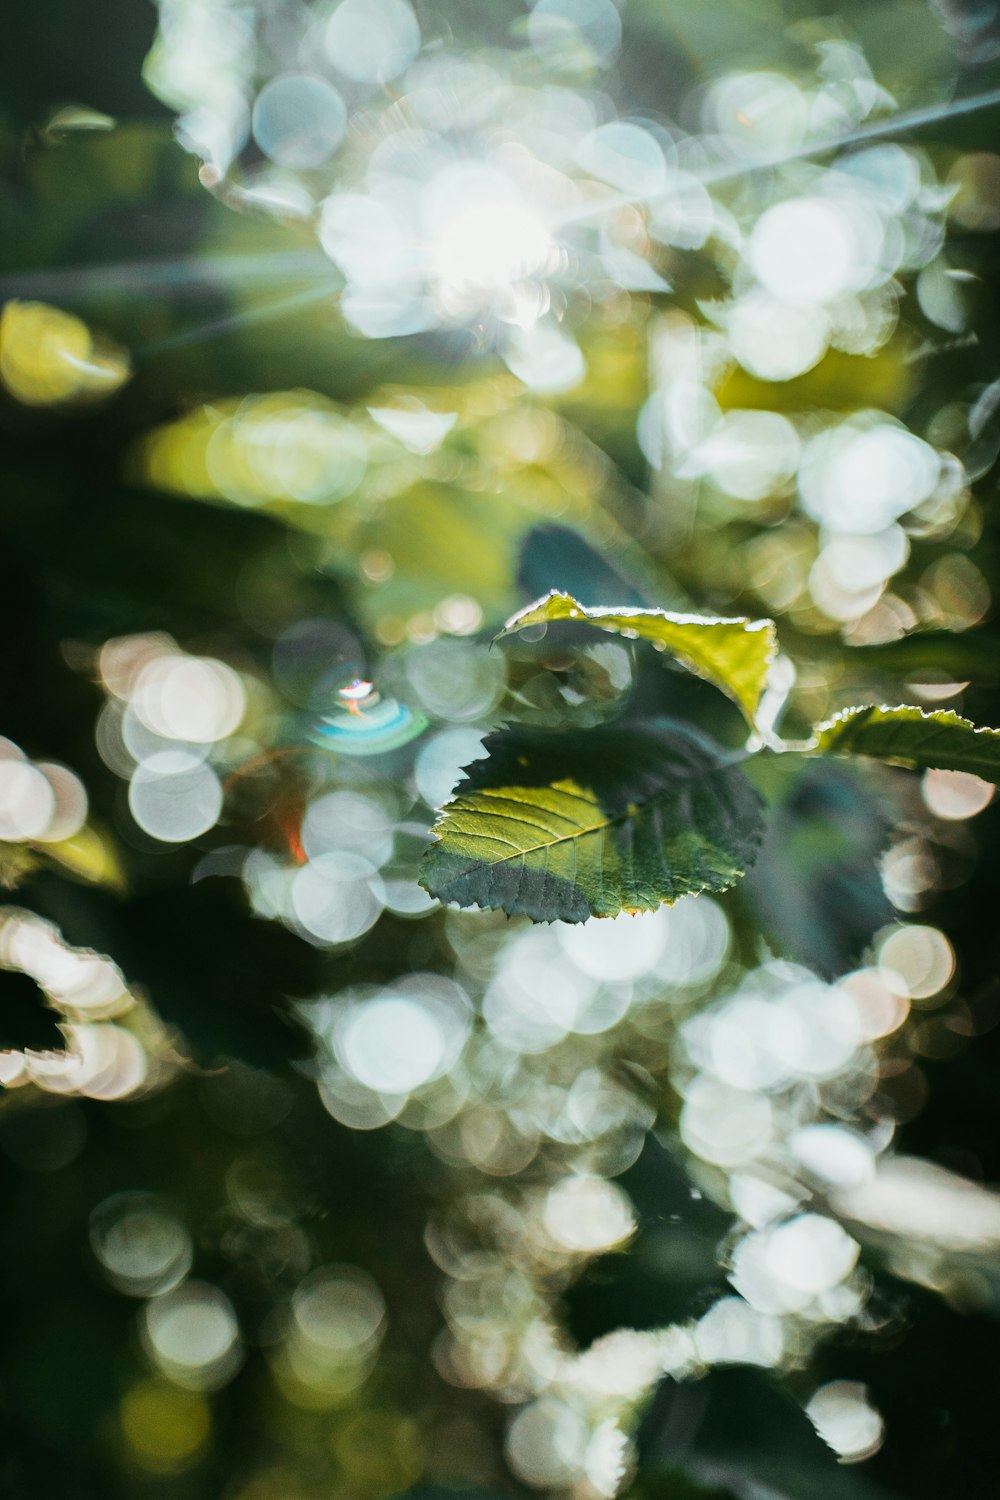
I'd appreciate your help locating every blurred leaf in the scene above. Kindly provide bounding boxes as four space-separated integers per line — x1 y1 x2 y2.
324 480 527 627
849 629 1000 684
636 1366 899 1500
745 760 893 979
814 704 1000 782
40 825 125 890
565 1134 731 1342
630 1473 739 1500
630 0 784 72
518 524 655 608
159 461 600 630
18 874 319 1069
419 719 764 922
498 591 776 728
0 969 64 1052
0 844 38 891
401 1490 511 1500
716 343 917 416
0 301 130 407
816 1279 1000 1499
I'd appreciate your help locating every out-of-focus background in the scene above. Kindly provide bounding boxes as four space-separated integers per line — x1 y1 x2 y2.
3 1 1000 1495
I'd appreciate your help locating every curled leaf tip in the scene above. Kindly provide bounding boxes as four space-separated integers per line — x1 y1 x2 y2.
496 591 777 728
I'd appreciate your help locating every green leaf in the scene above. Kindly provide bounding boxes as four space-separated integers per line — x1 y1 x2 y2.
419 720 764 922
497 591 777 728
565 1135 731 1343
813 704 1000 783
0 843 39 891
849 629 1000 684
637 1367 898 1500
18 874 319 1071
0 970 65 1052
517 523 669 610
745 760 893 979
40 824 126 890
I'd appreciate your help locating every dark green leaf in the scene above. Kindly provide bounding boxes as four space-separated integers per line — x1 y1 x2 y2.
18 874 319 1069
517 523 665 609
632 1473 739 1500
637 1367 900 1500
0 843 38 891
813 704 1000 783
745 761 893 978
849 629 1000 684
419 720 764 922
0 969 64 1052
565 1135 731 1344
497 591 776 728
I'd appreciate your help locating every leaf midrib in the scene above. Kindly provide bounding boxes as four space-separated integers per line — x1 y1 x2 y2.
439 775 704 869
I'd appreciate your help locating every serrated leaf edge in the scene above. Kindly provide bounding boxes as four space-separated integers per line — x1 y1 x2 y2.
417 726 764 920
496 589 777 726
809 703 1000 779
810 702 986 745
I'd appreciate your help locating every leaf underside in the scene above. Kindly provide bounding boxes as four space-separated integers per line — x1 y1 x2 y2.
498 590 777 728
419 720 765 922
813 704 1000 784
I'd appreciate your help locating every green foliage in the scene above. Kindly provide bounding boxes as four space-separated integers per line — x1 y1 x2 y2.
419 721 764 921
744 760 893 978
636 1367 898 1500
499 590 776 727
629 1474 740 1500
423 602 1000 924
849 630 1000 685
7 4 1000 1497
565 1135 732 1340
20 873 318 1068
0 970 64 1051
813 705 1000 783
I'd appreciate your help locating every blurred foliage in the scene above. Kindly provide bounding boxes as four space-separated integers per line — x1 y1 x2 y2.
5 1 1000 1498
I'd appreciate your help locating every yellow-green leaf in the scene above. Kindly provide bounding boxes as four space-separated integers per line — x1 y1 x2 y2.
812 705 1000 783
419 720 764 922
497 590 776 728
42 824 126 889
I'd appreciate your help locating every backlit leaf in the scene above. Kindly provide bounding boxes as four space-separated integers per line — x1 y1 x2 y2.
419 719 764 922
42 824 126 889
497 590 776 728
813 704 1000 783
